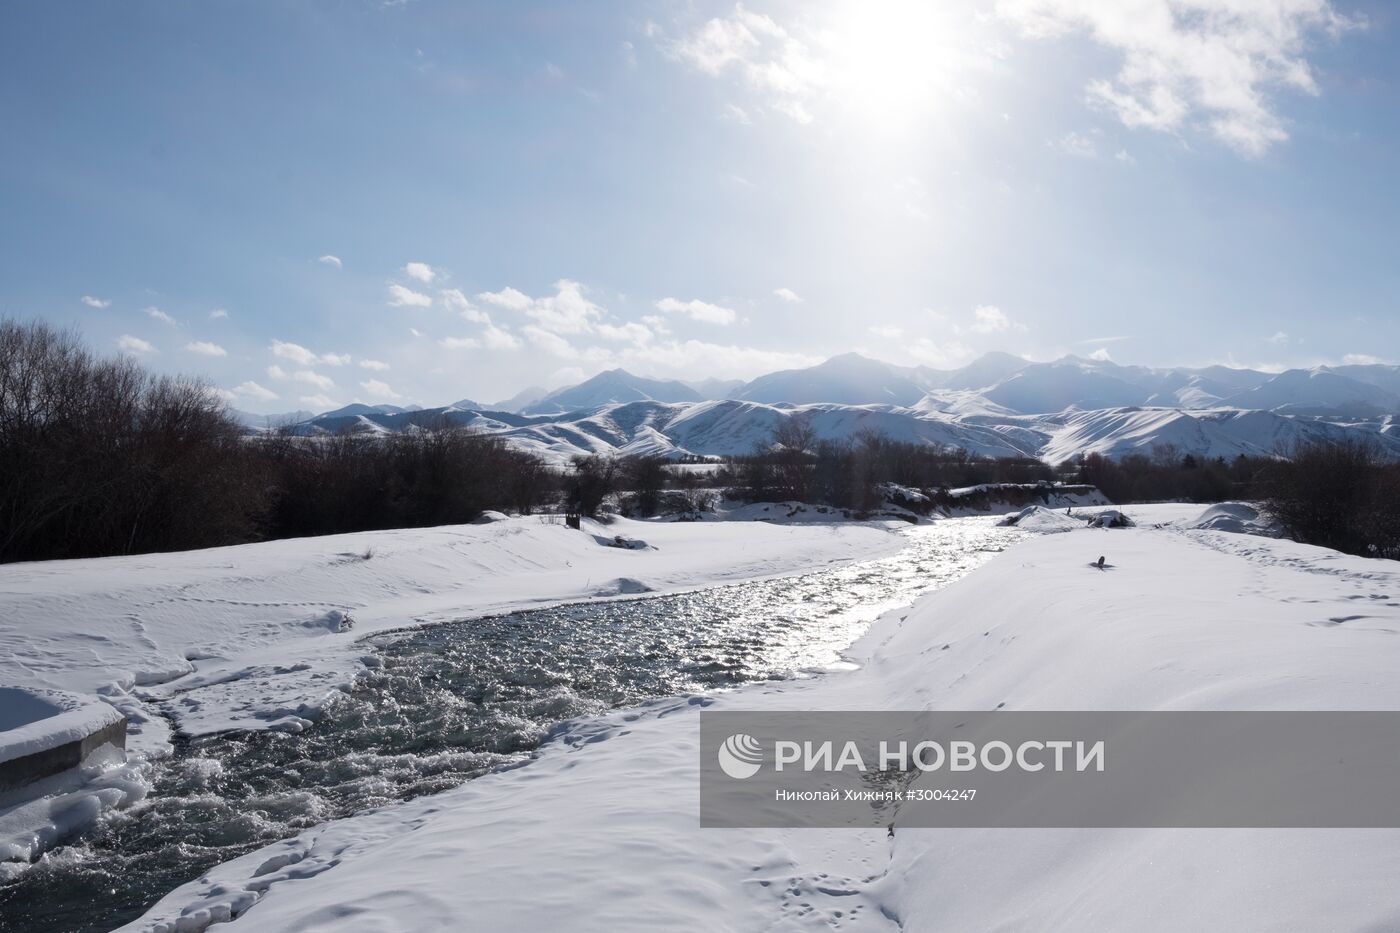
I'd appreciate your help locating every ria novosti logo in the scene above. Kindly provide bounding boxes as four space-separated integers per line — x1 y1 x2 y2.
717 733 764 779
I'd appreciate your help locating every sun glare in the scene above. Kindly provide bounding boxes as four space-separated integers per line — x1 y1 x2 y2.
821 0 979 127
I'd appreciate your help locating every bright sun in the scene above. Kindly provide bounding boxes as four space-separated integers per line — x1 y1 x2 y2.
821 0 982 126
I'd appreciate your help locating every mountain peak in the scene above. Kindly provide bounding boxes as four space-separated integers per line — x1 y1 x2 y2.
520 368 701 416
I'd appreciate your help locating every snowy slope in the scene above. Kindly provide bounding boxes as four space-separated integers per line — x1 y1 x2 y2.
1222 367 1400 416
931 350 1030 391
1038 407 1400 463
122 520 1400 933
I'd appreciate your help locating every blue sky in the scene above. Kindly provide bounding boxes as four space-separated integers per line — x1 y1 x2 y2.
1 0 1396 411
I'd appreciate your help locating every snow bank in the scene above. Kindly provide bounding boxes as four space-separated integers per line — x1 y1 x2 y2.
943 483 1110 517
0 688 140 870
998 505 1084 533
1179 501 1283 537
0 687 123 767
121 526 1400 932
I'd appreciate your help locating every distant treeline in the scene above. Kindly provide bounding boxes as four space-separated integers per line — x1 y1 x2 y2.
715 420 1274 513
716 420 1054 513
3 319 1396 562
1068 447 1271 504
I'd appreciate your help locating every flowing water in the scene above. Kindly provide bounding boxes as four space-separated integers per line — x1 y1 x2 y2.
0 519 1019 933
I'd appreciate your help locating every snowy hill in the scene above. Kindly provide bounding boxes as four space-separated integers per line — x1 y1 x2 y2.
1331 362 1400 396
315 403 422 420
1221 368 1400 417
1036 407 1393 464
733 352 928 407
982 358 1154 413
932 350 1031 391
520 369 702 416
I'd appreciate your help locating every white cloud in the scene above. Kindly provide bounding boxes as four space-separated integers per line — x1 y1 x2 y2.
523 325 579 359
970 305 1013 334
476 286 533 311
185 341 227 357
117 335 155 354
1089 347 1113 361
997 0 1361 156
318 254 342 268
1056 131 1098 158
1267 331 1290 345
902 337 975 369
655 296 737 325
1114 149 1135 164
1342 353 1383 365
81 295 110 309
268 363 335 391
388 283 433 308
664 5 821 124
209 308 229 320
595 321 654 345
550 366 586 387
484 280 604 333
270 339 348 366
658 4 1004 128
403 261 435 284
481 325 522 350
722 103 753 124
442 326 522 351
300 394 338 410
232 381 279 402
358 359 390 371
292 370 335 390
441 288 491 324
773 287 802 303
868 325 903 339
145 306 177 326
616 339 820 381
359 379 401 400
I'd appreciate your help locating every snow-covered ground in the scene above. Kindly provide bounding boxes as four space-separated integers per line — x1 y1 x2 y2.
116 508 1400 933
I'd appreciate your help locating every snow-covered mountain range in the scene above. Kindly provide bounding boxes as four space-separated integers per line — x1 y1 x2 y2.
262 353 1400 465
